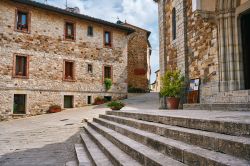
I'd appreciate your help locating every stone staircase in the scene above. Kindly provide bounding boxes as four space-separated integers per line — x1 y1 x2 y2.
73 111 250 166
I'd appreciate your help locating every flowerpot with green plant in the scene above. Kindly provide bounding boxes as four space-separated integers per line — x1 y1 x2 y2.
48 105 62 113
107 101 125 110
104 78 112 91
160 70 185 109
93 97 106 105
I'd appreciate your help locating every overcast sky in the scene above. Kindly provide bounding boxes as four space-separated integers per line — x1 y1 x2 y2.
35 0 159 83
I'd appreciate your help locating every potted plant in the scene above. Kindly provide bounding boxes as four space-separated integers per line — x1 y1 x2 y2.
48 105 62 113
160 70 185 109
107 101 125 110
93 97 106 105
104 78 112 91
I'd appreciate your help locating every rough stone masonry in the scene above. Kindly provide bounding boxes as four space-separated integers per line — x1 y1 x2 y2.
0 0 134 120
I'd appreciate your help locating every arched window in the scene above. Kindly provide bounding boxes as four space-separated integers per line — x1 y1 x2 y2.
172 8 176 40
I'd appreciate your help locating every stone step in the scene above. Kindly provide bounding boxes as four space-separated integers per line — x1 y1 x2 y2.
65 161 78 166
80 131 113 166
93 118 250 166
106 111 250 136
87 121 186 166
183 103 250 111
74 144 92 166
99 114 250 160
84 126 142 166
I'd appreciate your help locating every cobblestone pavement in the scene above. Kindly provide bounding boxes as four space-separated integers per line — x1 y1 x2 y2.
0 93 159 166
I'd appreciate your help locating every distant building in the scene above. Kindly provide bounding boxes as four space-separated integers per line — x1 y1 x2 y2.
119 22 152 92
151 70 160 92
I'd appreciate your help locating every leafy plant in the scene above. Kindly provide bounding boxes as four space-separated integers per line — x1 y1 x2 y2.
107 101 125 110
93 97 107 105
104 78 112 91
160 70 185 98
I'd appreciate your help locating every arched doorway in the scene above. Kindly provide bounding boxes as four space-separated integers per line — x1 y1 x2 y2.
241 10 250 89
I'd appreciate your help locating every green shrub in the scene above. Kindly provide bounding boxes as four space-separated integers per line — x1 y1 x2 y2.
107 101 125 110
104 78 112 91
160 70 185 98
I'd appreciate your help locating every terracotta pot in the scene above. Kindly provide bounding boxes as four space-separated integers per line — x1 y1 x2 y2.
166 97 180 109
110 106 123 111
49 108 61 113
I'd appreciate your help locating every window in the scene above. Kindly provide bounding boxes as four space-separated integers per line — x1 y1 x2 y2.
104 96 112 102
172 8 177 40
104 66 112 79
65 22 75 40
13 94 26 114
64 95 73 108
87 96 92 104
64 61 74 80
104 31 112 46
87 26 93 36
14 55 28 78
16 10 29 32
87 64 93 74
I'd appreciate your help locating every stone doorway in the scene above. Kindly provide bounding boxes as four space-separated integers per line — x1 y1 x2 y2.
13 94 26 114
64 95 73 108
241 11 250 89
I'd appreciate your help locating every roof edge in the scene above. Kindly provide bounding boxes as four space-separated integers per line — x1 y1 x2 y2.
10 0 134 34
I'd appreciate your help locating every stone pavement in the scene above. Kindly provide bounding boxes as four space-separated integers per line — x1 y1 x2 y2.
0 93 159 166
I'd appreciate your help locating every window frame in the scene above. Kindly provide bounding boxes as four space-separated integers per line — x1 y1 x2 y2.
14 8 31 34
64 20 76 41
103 30 112 47
13 54 29 79
87 25 94 37
63 60 76 81
103 65 113 81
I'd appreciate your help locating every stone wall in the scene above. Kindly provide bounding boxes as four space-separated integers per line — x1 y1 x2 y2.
125 24 150 91
0 0 128 120
186 0 219 103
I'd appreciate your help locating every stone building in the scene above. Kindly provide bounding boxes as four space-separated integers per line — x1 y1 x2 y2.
121 22 152 92
151 70 161 92
155 0 250 110
0 0 134 120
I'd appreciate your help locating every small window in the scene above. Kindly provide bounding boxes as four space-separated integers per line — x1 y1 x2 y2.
65 22 75 40
87 64 93 74
14 55 28 78
104 31 111 46
64 61 74 80
87 96 92 104
104 66 112 79
16 10 29 32
104 96 112 102
13 94 26 114
172 8 177 40
87 26 93 36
